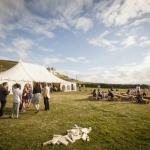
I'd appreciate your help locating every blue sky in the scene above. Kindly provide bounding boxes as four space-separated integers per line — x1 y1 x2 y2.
0 0 150 84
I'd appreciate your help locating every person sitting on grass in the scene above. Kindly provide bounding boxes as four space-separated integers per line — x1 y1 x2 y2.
131 89 134 95
97 89 102 100
142 88 146 97
92 89 97 100
135 91 143 103
126 88 135 102
108 89 114 101
101 91 105 98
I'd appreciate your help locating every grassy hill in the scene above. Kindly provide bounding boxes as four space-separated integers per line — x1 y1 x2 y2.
0 60 17 72
55 73 83 83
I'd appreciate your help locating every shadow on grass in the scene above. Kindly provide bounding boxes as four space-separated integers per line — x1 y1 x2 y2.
73 98 149 105
0 117 10 120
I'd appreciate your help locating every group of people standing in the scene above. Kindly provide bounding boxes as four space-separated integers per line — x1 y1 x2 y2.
31 83 50 114
0 82 50 119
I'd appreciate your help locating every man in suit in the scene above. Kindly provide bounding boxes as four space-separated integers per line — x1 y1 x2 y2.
0 82 10 117
42 83 50 111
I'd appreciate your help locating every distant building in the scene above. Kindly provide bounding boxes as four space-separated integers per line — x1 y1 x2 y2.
47 67 58 75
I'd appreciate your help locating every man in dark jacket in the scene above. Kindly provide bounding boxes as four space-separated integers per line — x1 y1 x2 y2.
0 82 10 117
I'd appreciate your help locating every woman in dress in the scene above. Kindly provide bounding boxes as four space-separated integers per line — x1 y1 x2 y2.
22 84 29 112
31 83 41 114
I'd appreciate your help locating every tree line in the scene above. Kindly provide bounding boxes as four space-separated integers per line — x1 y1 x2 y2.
77 83 149 89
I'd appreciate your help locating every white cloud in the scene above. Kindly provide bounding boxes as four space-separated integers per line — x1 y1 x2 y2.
12 38 33 59
0 0 94 39
121 36 136 48
0 38 33 59
89 67 105 71
94 0 150 26
0 24 6 39
83 60 90 63
100 30 110 38
42 57 64 65
143 50 150 64
140 36 148 41
112 51 150 83
30 0 93 20
0 0 31 38
88 30 118 51
0 0 149 41
35 44 53 52
126 27 143 37
13 38 33 50
0 56 9 60
33 27 55 39
128 18 150 27
120 18 150 36
115 32 122 36
58 50 150 84
75 17 93 32
139 40 150 47
66 57 89 63
66 57 80 62
0 42 5 48
58 69 118 84
115 26 143 38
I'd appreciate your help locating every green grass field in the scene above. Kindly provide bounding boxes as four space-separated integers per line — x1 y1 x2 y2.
0 88 150 150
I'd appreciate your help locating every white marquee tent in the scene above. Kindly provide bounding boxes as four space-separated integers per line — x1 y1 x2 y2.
0 60 76 93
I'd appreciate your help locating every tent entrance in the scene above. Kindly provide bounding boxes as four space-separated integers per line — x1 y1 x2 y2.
71 84 73 91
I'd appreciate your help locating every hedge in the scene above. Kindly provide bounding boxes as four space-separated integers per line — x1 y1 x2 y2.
77 83 149 89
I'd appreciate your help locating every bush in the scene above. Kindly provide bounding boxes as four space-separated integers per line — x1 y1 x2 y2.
77 83 149 89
